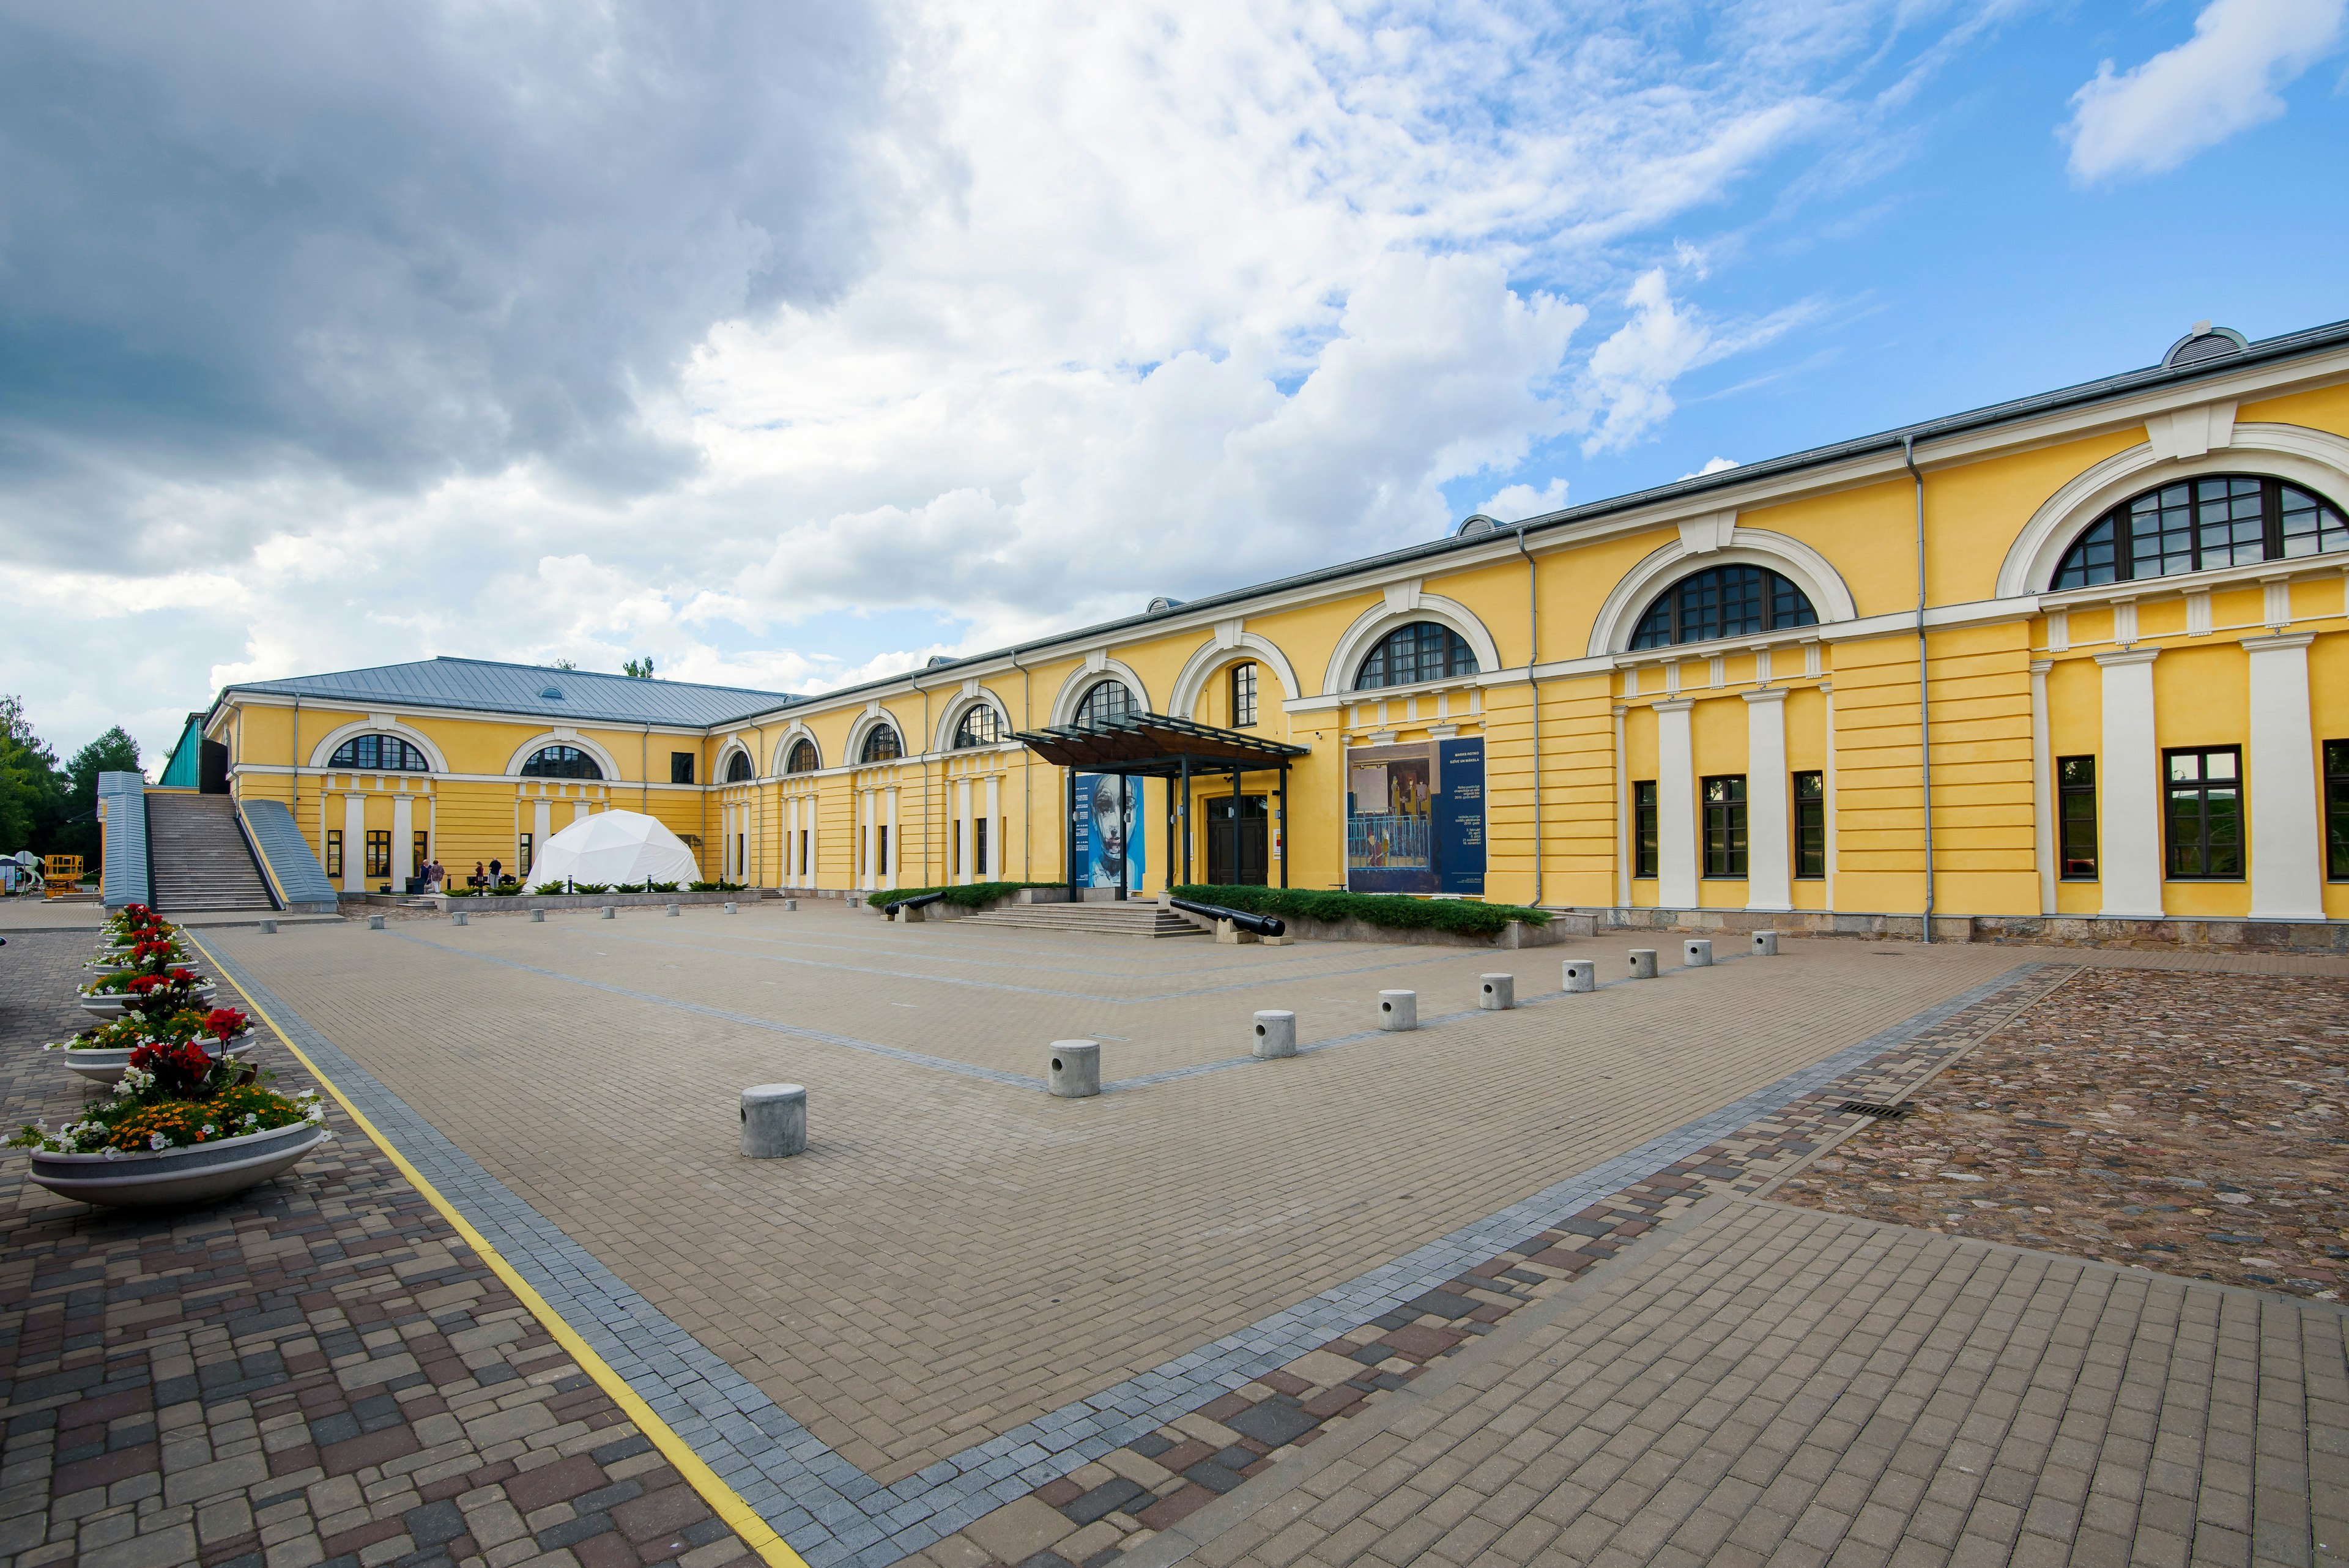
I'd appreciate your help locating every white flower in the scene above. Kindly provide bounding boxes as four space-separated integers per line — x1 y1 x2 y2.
102 1146 121 1161
148 1133 168 1151
242 1113 258 1127
201 1124 215 1136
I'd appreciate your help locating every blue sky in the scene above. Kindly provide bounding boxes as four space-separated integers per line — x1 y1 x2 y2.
2 0 2344 764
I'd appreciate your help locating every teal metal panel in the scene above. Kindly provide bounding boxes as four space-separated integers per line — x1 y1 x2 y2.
158 716 202 789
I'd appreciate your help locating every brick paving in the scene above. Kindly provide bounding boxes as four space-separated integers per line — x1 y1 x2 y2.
1778 967 2349 1301
0 929 758 1568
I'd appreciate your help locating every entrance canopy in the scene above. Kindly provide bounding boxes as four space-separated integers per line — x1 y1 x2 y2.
1011 712 1308 776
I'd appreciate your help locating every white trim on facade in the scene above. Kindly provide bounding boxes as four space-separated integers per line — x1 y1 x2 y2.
1743 689 1792 912
2093 648 2164 918
1655 699 1698 908
1584 529 1861 658
2243 633 2325 921
497 730 625 782
306 716 451 775
1047 660 1155 726
1320 593 1504 698
1168 630 1304 717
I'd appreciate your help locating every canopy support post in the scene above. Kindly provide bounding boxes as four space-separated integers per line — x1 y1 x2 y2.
1179 756 1192 888
1066 767 1079 904
1278 763 1289 888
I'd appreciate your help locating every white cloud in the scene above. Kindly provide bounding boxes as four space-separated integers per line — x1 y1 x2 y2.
2063 0 2345 183
1683 456 1740 478
1482 478 1572 522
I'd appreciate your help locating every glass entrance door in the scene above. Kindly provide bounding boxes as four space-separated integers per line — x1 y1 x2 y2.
1205 793 1269 885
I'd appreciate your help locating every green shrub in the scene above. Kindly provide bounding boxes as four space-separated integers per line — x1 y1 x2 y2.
571 883 612 894
689 880 749 893
863 880 1064 910
1171 885 1549 937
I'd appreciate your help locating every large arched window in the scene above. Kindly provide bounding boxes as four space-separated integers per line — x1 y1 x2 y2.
724 751 754 783
1355 622 1477 690
330 734 430 771
954 704 1003 748
860 724 903 763
521 745 603 779
784 738 819 774
1630 566 1817 650
2052 475 2348 589
1073 681 1137 727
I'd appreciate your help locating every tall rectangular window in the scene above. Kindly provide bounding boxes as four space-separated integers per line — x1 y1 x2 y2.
670 751 695 784
518 834 533 877
2057 756 2098 879
735 832 745 879
365 830 391 879
2164 746 2243 879
2325 740 2349 880
325 830 344 878
1792 771 1824 879
974 817 990 877
1632 781 1658 879
798 828 809 880
1231 663 1258 727
878 824 891 875
951 823 962 875
1702 775 1748 878
414 831 429 879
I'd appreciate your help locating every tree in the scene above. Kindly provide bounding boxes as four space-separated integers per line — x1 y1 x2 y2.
0 696 66 856
622 656 655 679
55 727 142 868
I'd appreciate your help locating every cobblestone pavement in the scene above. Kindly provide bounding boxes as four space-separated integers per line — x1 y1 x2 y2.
1778 967 2349 1301
0 930 760 1568
1117 1197 2347 1568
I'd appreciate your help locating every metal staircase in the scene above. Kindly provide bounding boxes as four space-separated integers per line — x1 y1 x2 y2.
146 794 277 912
957 901 1205 938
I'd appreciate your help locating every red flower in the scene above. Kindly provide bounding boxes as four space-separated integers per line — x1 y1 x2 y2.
203 1008 248 1042
128 1039 216 1095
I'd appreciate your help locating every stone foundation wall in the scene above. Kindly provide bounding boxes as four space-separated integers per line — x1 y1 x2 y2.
1566 905 2349 952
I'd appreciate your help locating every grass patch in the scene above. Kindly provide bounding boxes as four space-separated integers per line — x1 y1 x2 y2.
1172 885 1548 937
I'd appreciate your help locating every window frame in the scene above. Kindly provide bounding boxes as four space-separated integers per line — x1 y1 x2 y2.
518 833 533 878
859 724 903 764
670 751 695 785
520 744 603 780
2162 745 2244 881
325 830 343 879
1631 781 1658 880
785 738 819 774
329 733 431 772
1354 622 1479 691
1629 565 1818 651
1230 662 1258 727
364 830 391 880
2328 740 2349 882
2057 754 2098 880
2051 474 2349 589
953 704 1003 749
1072 680 1137 728
725 750 754 782
1792 770 1824 880
1701 775 1748 879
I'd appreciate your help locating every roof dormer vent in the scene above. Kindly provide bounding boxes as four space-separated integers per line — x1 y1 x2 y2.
2162 321 2248 369
1146 595 1186 614
540 686 564 700
1453 513 1502 538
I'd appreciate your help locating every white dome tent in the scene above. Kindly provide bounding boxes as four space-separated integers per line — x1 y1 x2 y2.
530 810 699 891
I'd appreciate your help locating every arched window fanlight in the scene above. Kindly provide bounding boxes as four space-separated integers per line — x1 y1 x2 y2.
861 724 903 763
330 734 431 771
954 704 1003 748
520 744 603 779
2052 475 2348 589
1630 565 1817 650
725 751 754 783
1073 680 1137 727
784 738 819 774
1355 622 1477 690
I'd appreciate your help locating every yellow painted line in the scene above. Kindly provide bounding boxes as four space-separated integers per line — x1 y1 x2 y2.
190 933 810 1568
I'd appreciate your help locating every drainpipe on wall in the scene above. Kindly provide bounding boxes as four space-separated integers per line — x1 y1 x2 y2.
910 669 930 888
1904 434 1935 945
1516 522 1543 908
1010 648 1031 879
640 725 650 817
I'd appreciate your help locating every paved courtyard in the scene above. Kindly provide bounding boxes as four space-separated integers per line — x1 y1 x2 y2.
5 900 2346 1568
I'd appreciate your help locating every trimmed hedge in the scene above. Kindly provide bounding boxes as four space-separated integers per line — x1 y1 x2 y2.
1172 885 1549 938
864 880 1066 910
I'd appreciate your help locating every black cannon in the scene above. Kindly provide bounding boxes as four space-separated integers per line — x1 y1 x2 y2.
1169 897 1285 938
882 891 949 918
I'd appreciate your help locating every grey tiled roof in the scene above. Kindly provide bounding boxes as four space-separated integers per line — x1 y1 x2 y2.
225 658 799 729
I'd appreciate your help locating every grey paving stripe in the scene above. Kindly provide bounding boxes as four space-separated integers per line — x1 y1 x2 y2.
198 935 2043 1568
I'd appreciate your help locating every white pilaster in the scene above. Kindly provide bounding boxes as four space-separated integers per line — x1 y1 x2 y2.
1655 699 1697 909
534 800 552 869
2030 660 2055 915
885 787 900 891
858 789 873 890
1743 689 1792 912
2243 633 2323 920
342 793 365 894
2094 649 2163 918
985 776 1002 879
957 779 974 885
391 795 413 889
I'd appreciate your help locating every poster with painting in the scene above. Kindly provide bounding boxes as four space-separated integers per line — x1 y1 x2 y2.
1346 738 1483 895
1074 773 1145 891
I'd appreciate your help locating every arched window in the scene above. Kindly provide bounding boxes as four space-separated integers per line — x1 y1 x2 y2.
330 734 431 771
2052 475 2348 589
1630 566 1817 650
954 704 1003 748
1073 680 1137 727
725 751 754 783
860 724 902 763
1356 622 1477 690
520 745 603 779
784 738 819 774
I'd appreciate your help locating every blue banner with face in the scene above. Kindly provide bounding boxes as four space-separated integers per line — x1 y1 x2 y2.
1074 773 1145 891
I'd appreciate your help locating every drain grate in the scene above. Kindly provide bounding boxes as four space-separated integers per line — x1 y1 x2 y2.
1838 1099 1914 1120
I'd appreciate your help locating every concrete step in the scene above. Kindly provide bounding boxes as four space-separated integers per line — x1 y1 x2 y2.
146 795 276 912
959 903 1205 938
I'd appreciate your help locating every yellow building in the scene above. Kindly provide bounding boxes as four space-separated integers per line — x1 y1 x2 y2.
200 318 2349 942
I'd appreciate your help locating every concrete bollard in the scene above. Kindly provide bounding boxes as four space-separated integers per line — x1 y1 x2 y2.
1683 938 1713 967
1215 920 1258 945
724 902 738 915
1378 990 1418 1031
782 898 798 912
1628 948 1658 979
368 914 385 931
530 908 545 923
1478 974 1515 1011
1252 1009 1297 1059
600 906 615 920
740 1084 807 1159
258 920 277 935
451 911 469 927
1751 930 1779 956
1048 1041 1100 1098
1562 958 1597 993
666 902 680 918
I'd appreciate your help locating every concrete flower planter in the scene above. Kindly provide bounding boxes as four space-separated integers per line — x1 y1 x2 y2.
53 1037 252 1086
78 983 217 1020
25 1120 329 1209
